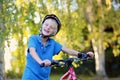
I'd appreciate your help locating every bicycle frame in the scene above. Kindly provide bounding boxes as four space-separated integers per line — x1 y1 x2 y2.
60 67 77 80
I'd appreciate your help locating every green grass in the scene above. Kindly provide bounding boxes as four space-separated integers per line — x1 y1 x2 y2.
50 73 63 80
6 74 120 80
6 79 21 80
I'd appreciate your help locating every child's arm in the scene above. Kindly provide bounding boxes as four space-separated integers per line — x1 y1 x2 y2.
29 47 51 66
62 46 79 56
62 46 94 58
29 47 43 64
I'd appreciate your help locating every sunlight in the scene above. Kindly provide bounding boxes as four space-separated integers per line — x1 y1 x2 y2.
4 38 18 71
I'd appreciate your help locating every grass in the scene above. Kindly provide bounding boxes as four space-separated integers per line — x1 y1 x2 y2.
6 74 120 80
50 73 63 80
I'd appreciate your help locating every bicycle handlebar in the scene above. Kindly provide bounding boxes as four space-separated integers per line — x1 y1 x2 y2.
40 54 90 67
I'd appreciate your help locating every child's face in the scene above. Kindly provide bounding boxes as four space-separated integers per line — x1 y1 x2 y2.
42 19 58 36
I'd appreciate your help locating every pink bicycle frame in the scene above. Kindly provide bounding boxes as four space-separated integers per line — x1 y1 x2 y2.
60 67 77 80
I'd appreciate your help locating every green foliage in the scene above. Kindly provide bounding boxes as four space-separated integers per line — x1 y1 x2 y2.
6 70 21 79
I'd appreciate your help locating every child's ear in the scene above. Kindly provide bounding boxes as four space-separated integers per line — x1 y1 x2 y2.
53 28 58 35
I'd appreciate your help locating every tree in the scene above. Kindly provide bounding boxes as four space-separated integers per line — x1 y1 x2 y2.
85 0 113 78
85 0 120 78
0 0 5 80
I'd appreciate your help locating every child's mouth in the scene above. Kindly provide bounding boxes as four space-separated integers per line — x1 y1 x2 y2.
44 29 49 34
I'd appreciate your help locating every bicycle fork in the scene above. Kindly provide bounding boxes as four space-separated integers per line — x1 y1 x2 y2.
60 67 77 80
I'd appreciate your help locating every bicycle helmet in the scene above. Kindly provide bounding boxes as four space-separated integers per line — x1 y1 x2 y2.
40 14 61 38
42 14 61 33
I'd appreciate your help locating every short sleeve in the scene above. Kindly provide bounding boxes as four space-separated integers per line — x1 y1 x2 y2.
28 36 36 49
54 41 62 55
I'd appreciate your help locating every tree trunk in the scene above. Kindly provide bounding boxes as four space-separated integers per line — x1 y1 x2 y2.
0 49 5 80
0 1 5 80
86 0 107 79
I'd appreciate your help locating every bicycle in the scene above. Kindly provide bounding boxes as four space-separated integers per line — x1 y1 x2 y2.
41 54 92 80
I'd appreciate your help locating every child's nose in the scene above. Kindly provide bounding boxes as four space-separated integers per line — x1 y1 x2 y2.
46 25 50 29
47 26 51 30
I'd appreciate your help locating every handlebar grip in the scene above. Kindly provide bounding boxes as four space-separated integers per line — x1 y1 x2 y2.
78 52 87 58
40 63 45 67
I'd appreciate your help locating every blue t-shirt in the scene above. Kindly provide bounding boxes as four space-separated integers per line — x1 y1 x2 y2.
22 35 62 80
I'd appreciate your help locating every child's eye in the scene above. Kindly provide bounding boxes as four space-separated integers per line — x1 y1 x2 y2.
45 24 48 26
50 26 54 29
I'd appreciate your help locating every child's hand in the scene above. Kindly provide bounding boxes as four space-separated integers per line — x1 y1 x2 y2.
86 52 94 59
42 59 51 67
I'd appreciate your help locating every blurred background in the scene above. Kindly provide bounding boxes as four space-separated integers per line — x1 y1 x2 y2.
0 0 120 80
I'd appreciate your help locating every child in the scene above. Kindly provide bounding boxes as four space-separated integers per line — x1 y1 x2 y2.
22 14 94 80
